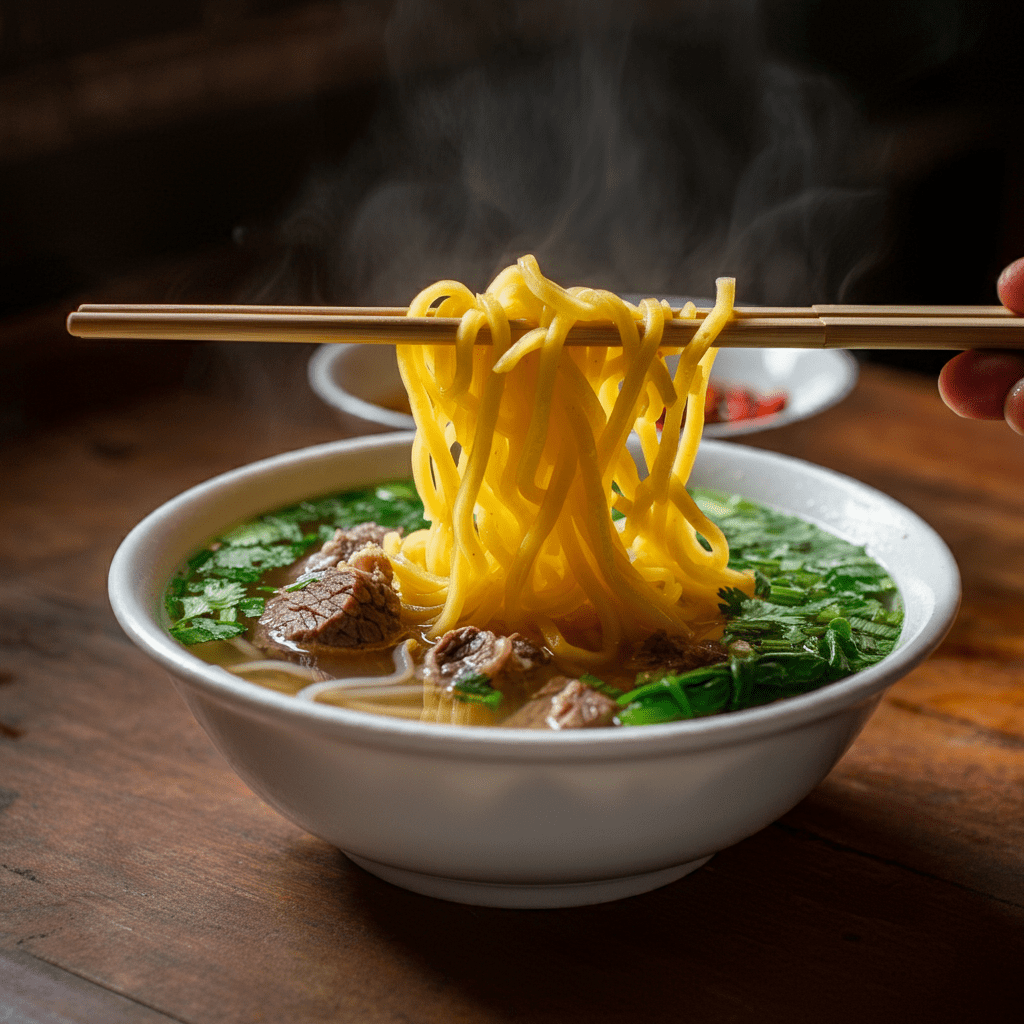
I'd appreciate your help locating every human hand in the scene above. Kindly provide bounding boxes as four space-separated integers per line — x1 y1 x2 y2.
938 257 1024 435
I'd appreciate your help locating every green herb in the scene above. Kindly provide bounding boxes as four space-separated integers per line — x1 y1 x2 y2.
299 482 428 535
219 516 303 547
615 490 904 725
201 544 301 575
165 479 426 646
451 672 503 711
237 597 265 618
283 575 321 593
168 618 247 645
717 587 749 617
617 665 732 724
579 673 624 699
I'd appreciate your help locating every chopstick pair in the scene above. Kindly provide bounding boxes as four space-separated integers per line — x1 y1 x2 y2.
66 302 1023 350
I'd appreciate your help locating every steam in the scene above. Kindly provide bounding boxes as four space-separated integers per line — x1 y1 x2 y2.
263 0 884 307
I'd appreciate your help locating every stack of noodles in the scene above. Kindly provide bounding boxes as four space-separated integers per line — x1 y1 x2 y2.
385 255 755 669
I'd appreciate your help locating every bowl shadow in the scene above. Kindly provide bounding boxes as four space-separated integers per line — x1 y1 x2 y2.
315 817 1022 1024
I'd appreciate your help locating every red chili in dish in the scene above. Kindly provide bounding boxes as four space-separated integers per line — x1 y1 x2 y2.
656 384 788 428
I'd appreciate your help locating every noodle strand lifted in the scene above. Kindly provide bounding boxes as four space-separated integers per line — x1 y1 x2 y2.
386 256 755 666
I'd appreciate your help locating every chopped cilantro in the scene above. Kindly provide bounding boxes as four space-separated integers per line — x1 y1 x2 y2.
220 516 303 547
165 479 427 646
169 618 247 645
717 587 749 617
615 489 904 724
300 481 428 535
202 544 300 574
237 597 265 618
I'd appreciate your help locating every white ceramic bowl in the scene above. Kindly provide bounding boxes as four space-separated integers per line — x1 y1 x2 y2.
308 344 415 433
700 346 859 438
109 434 958 908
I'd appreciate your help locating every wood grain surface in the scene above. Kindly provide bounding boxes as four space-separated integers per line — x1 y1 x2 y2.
2 342 1023 1023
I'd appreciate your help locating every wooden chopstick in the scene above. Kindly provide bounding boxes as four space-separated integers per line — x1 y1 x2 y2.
74 302 1016 318
73 303 410 316
65 303 1023 349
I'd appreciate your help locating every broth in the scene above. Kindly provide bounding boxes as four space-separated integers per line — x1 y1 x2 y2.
164 480 903 728
377 391 413 416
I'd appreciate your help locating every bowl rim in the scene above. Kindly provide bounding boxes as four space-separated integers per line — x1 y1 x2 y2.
307 342 860 439
308 344 416 430
109 432 960 762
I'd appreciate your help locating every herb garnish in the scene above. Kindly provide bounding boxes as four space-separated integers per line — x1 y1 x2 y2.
615 488 903 726
165 481 428 645
451 672 503 710
579 673 624 699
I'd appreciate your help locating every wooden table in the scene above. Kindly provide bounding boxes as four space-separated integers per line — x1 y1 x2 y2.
2 338 1023 1023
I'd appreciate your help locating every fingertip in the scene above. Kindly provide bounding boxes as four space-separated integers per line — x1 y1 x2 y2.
997 257 1024 313
1005 379 1024 436
938 350 1024 420
938 352 974 418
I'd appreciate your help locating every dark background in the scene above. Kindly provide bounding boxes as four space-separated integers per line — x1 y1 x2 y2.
2 0 1022 438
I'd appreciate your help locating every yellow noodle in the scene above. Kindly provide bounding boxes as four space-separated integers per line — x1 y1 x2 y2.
421 684 497 726
391 257 755 665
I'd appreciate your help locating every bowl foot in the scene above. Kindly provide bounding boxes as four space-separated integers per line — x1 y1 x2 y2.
344 853 713 908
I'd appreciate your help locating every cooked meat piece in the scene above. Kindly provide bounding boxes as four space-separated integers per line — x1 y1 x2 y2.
549 679 618 729
424 626 513 687
503 677 618 730
422 627 553 694
258 565 401 648
302 523 399 575
634 630 728 673
509 633 551 672
345 544 393 580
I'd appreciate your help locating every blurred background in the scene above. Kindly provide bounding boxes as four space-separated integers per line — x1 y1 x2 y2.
2 0 1022 440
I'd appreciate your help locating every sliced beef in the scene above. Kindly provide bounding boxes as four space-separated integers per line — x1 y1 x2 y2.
258 564 401 648
503 677 618 730
302 523 399 575
424 626 513 687
634 630 728 674
423 627 551 694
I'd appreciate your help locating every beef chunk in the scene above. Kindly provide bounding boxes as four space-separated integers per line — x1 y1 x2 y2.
423 627 552 693
634 631 728 673
503 677 618 730
302 523 399 575
424 626 513 687
509 633 551 673
258 564 401 648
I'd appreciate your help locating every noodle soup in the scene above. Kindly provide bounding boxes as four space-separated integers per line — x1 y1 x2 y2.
111 429 957 906
164 479 903 728
166 258 904 730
